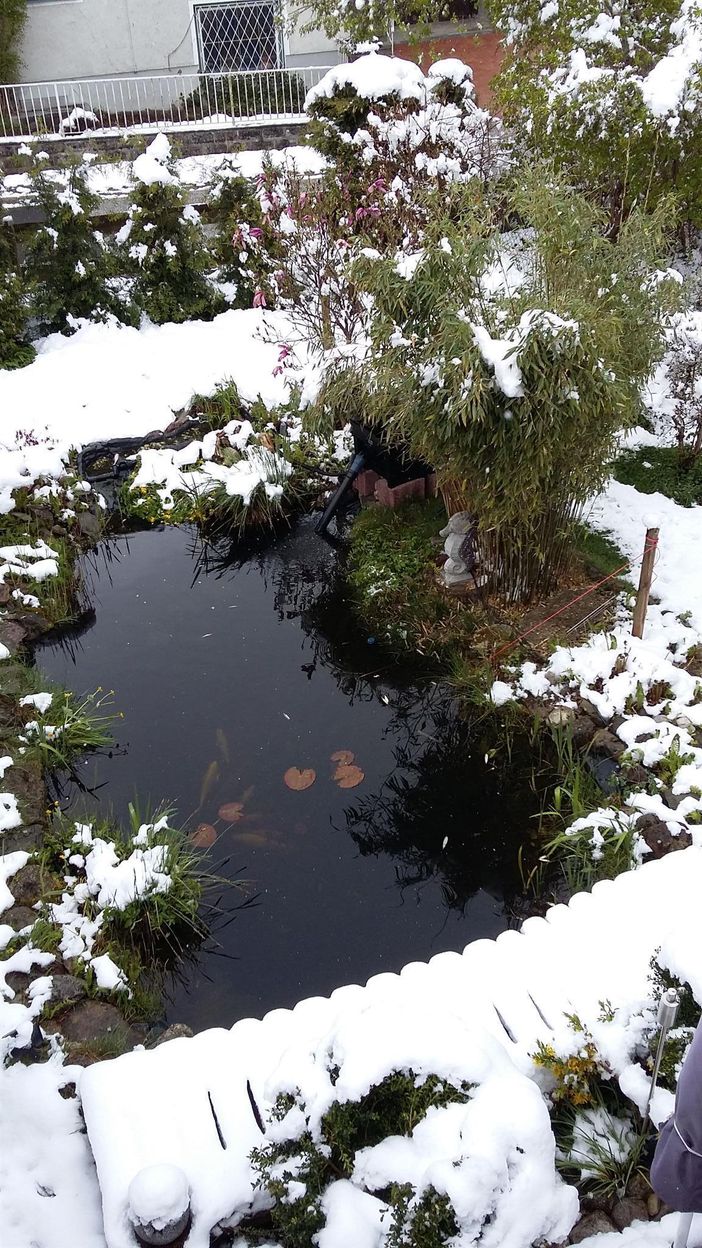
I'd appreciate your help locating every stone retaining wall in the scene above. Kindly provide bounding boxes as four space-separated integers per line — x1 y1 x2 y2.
0 119 308 174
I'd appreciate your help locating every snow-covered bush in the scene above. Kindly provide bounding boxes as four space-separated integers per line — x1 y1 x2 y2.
0 216 34 370
491 0 702 227
207 160 279 308
305 54 506 192
250 1004 577 1248
666 316 702 461
23 158 123 334
294 0 451 51
118 135 224 325
256 55 507 351
314 173 679 601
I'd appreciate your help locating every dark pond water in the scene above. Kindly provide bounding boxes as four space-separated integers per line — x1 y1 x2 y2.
35 518 538 1031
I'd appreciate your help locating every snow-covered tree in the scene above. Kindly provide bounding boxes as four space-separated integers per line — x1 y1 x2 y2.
118 134 224 325
491 0 702 227
23 158 120 334
0 216 34 370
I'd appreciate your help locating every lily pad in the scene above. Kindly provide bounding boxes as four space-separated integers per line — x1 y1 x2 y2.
191 822 217 848
218 801 245 823
333 762 365 790
330 749 355 765
284 767 316 791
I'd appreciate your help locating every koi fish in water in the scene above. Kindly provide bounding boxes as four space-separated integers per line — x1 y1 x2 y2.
199 759 220 808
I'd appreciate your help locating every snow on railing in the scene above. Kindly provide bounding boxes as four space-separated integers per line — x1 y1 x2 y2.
0 68 329 141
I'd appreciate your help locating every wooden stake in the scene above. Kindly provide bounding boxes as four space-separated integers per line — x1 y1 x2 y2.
632 526 659 639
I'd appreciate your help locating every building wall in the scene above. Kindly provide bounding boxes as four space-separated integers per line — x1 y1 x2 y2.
18 0 340 83
393 4 504 107
19 0 196 80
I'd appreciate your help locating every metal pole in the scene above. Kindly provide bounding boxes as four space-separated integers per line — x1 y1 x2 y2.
632 525 659 639
673 1212 693 1248
646 987 679 1121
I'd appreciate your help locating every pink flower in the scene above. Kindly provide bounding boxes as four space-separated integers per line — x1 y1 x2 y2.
249 226 263 240
253 288 267 308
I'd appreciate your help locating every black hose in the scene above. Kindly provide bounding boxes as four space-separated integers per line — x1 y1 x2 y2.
315 451 366 536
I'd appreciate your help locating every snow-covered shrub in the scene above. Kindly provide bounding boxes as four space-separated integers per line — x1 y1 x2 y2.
257 56 507 351
122 412 311 533
295 0 451 51
118 135 224 326
305 54 506 193
23 158 123 334
491 0 702 227
207 160 279 308
314 172 679 601
0 216 34 370
250 1004 577 1248
666 316 702 461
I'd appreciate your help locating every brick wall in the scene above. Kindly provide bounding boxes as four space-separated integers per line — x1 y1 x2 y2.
395 29 504 107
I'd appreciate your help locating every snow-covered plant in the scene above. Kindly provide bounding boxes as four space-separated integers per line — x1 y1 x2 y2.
491 0 702 228
666 319 702 461
293 0 470 50
23 158 122 334
118 135 224 326
0 0 27 82
207 160 279 308
306 54 506 189
313 172 679 601
556 1104 648 1199
0 215 34 370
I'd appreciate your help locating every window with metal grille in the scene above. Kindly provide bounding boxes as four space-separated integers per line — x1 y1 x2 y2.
195 2 282 73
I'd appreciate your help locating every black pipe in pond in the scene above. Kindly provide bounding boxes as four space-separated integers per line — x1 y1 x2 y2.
315 451 367 536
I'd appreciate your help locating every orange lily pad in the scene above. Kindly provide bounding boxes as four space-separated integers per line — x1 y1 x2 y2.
330 749 355 765
218 801 245 823
191 822 217 848
284 767 316 791
333 762 365 789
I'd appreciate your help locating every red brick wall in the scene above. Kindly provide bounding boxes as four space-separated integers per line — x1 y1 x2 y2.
395 30 504 107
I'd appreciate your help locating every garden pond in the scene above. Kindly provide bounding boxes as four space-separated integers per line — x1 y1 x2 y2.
35 516 542 1030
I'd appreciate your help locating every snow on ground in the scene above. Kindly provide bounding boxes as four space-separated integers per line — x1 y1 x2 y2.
78 847 702 1248
0 308 314 511
0 145 326 207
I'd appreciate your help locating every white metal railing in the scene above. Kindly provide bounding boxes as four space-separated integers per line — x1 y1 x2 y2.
0 68 329 141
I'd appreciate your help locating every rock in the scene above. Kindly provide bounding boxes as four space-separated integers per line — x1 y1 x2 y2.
50 975 87 1009
0 692 21 733
8 863 44 906
0 618 28 655
0 584 10 606
9 862 62 907
77 511 101 541
547 706 575 727
610 1196 649 1230
1 904 38 931
627 1172 650 1201
5 970 30 995
571 713 598 748
590 728 627 760
153 1023 194 1047
569 1211 617 1242
51 524 68 538
56 1000 138 1048
0 824 45 856
636 814 691 859
580 698 605 725
647 1193 662 1217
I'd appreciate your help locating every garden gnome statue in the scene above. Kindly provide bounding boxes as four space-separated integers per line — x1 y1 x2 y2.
651 1018 702 1231
439 512 477 588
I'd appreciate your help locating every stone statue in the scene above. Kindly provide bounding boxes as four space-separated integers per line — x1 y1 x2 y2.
439 512 478 588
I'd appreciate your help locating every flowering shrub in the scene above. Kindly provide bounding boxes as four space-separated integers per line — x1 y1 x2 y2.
533 1017 612 1107
207 160 280 308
